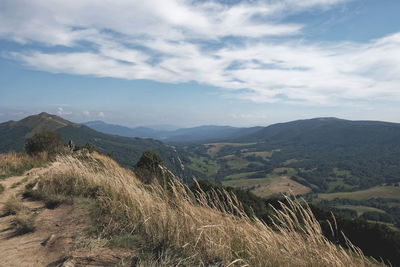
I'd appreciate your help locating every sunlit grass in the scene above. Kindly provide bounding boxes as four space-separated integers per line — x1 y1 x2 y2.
31 152 381 266
0 152 47 179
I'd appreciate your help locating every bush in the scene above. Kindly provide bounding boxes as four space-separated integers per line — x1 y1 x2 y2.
14 212 36 234
76 142 99 153
25 131 64 157
134 150 164 184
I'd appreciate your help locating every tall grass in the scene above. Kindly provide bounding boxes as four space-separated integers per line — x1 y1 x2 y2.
3 195 36 234
0 152 47 179
36 153 380 266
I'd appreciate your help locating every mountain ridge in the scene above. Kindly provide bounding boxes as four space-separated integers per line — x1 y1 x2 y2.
84 117 400 145
235 117 400 145
0 113 187 180
83 120 263 144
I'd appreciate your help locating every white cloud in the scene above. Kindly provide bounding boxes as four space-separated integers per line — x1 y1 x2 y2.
83 110 90 117
98 112 105 118
57 107 72 116
2 0 400 105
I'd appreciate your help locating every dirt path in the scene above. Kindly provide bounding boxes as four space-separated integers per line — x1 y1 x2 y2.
0 167 136 267
0 168 89 267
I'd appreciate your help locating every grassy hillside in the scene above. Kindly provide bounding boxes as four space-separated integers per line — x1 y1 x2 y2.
17 152 380 266
56 124 186 178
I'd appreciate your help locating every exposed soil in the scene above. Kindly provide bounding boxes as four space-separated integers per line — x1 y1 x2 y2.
0 168 135 267
250 176 311 198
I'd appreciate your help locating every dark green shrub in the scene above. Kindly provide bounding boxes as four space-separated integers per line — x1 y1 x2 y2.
134 150 164 184
25 131 64 157
75 142 99 153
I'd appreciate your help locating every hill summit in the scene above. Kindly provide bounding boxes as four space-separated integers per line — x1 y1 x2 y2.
0 113 186 179
13 112 75 137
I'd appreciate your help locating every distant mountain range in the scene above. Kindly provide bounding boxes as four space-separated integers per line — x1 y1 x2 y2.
0 113 186 179
3 113 400 187
237 117 400 145
84 120 262 144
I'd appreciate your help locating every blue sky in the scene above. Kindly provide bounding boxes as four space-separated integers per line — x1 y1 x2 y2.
0 0 399 127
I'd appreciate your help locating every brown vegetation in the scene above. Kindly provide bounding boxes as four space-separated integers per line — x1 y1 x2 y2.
0 152 47 179
250 176 311 198
33 153 380 266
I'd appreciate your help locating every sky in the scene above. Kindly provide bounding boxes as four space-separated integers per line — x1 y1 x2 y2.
0 0 399 127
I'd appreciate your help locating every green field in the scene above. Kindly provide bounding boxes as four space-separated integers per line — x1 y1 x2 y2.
224 155 251 169
222 177 272 188
326 178 355 192
336 205 386 216
271 167 296 176
188 157 218 177
205 143 254 157
225 171 257 180
318 186 400 201
242 151 273 160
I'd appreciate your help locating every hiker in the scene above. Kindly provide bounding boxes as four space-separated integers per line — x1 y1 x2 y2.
68 139 75 151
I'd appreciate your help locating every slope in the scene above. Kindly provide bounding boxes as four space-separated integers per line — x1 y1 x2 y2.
13 152 380 266
0 112 74 152
240 117 400 146
0 113 186 179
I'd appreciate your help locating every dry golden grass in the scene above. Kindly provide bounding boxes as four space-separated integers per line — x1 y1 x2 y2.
35 153 381 266
3 195 36 234
4 195 27 215
0 152 47 179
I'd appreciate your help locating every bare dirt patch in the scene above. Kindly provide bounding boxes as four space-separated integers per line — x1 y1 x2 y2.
250 176 311 198
0 201 90 267
0 166 136 267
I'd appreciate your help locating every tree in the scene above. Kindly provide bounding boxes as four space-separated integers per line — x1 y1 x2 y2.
134 150 165 184
25 131 64 157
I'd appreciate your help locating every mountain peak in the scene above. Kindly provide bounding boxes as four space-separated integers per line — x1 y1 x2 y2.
38 111 50 117
15 112 76 137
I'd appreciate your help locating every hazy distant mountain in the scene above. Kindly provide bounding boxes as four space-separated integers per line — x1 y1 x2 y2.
164 125 263 143
0 113 186 178
84 120 162 139
237 117 400 146
84 121 263 144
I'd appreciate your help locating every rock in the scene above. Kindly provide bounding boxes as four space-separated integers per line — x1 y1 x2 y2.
41 234 56 246
61 259 75 267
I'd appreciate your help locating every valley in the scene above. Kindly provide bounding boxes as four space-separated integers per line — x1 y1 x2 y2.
176 118 400 229
1 113 400 265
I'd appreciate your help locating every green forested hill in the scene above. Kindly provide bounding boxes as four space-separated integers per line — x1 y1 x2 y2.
184 117 400 191
238 117 400 146
56 124 186 178
179 118 400 230
0 113 187 179
0 112 75 152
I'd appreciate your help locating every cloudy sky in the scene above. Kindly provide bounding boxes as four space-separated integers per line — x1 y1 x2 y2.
0 0 399 127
